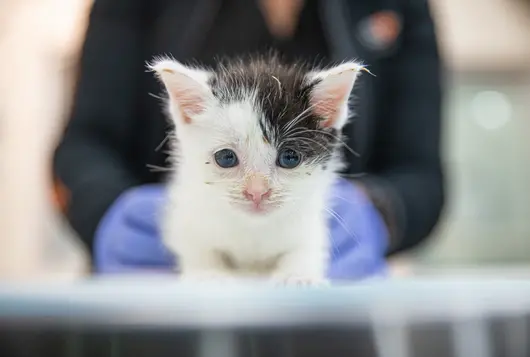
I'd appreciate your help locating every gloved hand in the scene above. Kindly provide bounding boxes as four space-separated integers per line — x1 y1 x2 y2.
94 184 175 273
326 178 389 280
94 179 389 279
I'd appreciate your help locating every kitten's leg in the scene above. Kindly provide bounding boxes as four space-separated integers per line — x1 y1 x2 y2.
178 249 237 283
270 247 329 286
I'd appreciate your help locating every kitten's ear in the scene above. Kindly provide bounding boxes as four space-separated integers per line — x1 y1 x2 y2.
308 61 366 129
149 58 213 124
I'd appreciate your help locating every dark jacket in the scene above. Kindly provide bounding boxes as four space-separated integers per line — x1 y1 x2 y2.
54 0 445 257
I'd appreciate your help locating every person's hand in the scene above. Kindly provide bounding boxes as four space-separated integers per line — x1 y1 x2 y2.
326 178 389 280
94 184 175 273
94 180 389 279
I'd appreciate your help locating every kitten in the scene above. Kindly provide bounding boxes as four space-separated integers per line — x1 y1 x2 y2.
149 55 365 285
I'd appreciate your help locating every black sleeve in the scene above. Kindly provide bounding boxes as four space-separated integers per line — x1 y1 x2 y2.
53 0 147 253
358 0 445 255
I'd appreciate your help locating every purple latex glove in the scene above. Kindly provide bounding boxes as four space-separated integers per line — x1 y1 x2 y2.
326 178 389 280
94 185 175 273
94 179 389 279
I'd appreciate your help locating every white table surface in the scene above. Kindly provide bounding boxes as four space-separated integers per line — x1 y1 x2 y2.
0 274 529 329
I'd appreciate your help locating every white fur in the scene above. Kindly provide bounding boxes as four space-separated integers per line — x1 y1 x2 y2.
150 59 362 284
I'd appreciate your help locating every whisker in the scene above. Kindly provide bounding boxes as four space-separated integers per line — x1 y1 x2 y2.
155 134 171 152
204 179 236 184
282 104 316 135
340 172 367 179
287 128 360 158
148 92 164 100
146 164 172 172
269 194 292 200
283 136 333 155
325 204 357 260
328 233 340 261
330 194 357 205
325 207 357 244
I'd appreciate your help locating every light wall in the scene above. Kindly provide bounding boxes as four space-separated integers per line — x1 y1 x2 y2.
431 0 530 71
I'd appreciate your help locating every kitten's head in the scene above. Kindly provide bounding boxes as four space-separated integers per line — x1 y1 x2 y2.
149 56 364 216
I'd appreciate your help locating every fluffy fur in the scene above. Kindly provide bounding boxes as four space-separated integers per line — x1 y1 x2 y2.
149 55 364 284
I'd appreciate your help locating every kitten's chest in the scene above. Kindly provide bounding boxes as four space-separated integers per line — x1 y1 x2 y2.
214 223 294 269
182 215 302 273
167 191 325 274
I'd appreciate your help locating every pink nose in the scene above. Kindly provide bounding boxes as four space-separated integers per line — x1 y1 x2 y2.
243 188 272 204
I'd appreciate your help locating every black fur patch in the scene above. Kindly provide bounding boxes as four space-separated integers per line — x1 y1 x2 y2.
208 55 341 166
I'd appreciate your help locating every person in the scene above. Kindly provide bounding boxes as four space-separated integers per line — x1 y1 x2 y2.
54 0 444 277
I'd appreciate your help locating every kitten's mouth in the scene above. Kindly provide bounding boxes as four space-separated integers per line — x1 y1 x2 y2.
249 203 269 214
233 201 275 215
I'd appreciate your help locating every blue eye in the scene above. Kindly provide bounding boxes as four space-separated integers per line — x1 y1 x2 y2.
277 149 302 169
214 149 239 168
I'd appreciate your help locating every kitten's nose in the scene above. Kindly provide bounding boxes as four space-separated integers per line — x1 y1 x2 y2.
243 175 271 204
243 188 272 204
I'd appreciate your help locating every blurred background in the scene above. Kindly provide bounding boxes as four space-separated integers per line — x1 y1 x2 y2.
1 0 530 280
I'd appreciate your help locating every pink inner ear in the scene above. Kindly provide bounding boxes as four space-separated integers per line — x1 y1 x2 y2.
170 88 207 124
311 86 348 128
312 98 338 127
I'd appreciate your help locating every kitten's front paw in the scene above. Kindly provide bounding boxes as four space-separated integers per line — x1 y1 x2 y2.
179 271 236 284
270 275 329 287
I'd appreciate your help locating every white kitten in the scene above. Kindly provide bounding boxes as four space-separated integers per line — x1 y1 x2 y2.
149 56 364 285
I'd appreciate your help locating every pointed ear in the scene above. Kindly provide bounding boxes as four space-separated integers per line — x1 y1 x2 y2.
148 58 213 124
308 62 366 129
